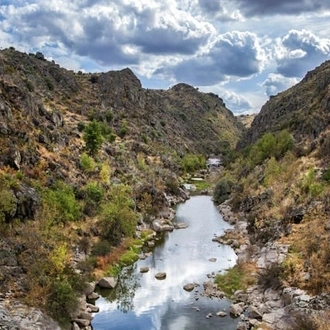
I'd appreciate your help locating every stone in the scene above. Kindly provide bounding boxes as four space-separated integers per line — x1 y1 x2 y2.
236 321 248 330
230 303 244 316
78 311 93 321
98 277 118 289
233 290 248 303
183 283 195 292
155 272 166 280
84 282 96 296
206 313 212 318
72 322 80 330
175 222 188 229
248 305 263 319
208 258 217 262
86 303 99 313
72 318 91 327
216 311 227 317
87 292 99 300
147 241 155 248
140 267 149 273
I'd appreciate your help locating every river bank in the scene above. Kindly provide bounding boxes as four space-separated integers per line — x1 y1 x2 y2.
214 199 330 330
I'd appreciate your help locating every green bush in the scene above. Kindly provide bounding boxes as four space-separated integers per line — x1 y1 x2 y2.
43 181 81 225
213 178 234 204
80 152 96 173
77 122 85 132
91 240 112 256
85 182 105 203
101 185 138 245
83 120 104 155
47 279 78 324
119 121 128 138
181 154 206 173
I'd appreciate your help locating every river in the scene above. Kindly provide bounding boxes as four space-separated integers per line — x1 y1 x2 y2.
91 195 239 330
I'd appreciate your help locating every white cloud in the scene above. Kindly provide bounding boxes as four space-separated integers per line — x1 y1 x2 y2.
262 73 299 96
274 29 330 77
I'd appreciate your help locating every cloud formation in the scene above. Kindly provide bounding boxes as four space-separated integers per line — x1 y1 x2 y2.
236 0 330 17
262 73 299 97
159 31 266 86
274 29 330 77
0 0 329 113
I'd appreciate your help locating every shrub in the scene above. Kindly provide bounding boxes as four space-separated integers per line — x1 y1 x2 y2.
105 110 114 122
42 181 81 225
91 240 112 256
77 122 85 132
119 121 128 138
80 152 96 173
213 178 234 204
181 153 206 173
85 182 105 203
99 163 111 185
288 312 318 330
47 279 78 324
257 263 284 290
0 186 16 224
100 185 138 245
83 120 104 155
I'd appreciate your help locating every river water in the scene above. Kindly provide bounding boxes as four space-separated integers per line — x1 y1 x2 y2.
91 195 239 330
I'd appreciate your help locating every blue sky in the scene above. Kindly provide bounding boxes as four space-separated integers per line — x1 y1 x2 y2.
0 0 329 114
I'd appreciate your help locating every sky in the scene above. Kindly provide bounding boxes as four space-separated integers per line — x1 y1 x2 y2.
0 1 330 114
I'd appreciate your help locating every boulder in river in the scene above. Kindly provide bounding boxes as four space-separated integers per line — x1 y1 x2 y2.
98 277 118 289
140 267 150 273
155 272 166 280
183 283 196 292
229 303 244 316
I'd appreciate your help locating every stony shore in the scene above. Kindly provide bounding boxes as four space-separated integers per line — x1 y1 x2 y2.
214 199 330 330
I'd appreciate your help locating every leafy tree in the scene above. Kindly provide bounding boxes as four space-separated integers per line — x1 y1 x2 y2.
181 153 206 173
101 185 138 245
83 120 104 155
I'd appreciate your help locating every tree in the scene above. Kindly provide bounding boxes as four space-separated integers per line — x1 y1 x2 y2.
83 120 104 155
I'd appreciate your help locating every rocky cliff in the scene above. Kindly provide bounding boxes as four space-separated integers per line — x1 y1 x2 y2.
240 60 330 150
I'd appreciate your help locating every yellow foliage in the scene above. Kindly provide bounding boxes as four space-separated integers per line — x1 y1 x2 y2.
99 162 111 184
50 243 70 275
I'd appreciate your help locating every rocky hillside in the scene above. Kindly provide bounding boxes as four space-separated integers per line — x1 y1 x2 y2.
0 47 243 329
240 60 330 151
213 60 330 329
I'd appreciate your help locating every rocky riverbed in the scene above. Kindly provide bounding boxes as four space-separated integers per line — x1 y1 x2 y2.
214 200 330 330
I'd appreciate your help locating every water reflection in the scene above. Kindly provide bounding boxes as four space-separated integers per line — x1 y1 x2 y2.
92 196 239 330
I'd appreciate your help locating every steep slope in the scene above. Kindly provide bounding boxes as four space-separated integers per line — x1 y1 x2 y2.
213 60 330 329
240 60 330 150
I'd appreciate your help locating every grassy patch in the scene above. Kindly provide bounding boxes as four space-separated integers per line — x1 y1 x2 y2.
191 180 212 191
215 262 256 297
119 249 139 266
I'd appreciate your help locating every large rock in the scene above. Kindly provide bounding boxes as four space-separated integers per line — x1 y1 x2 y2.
98 277 118 289
248 305 263 319
152 220 174 232
84 282 96 296
229 303 244 316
